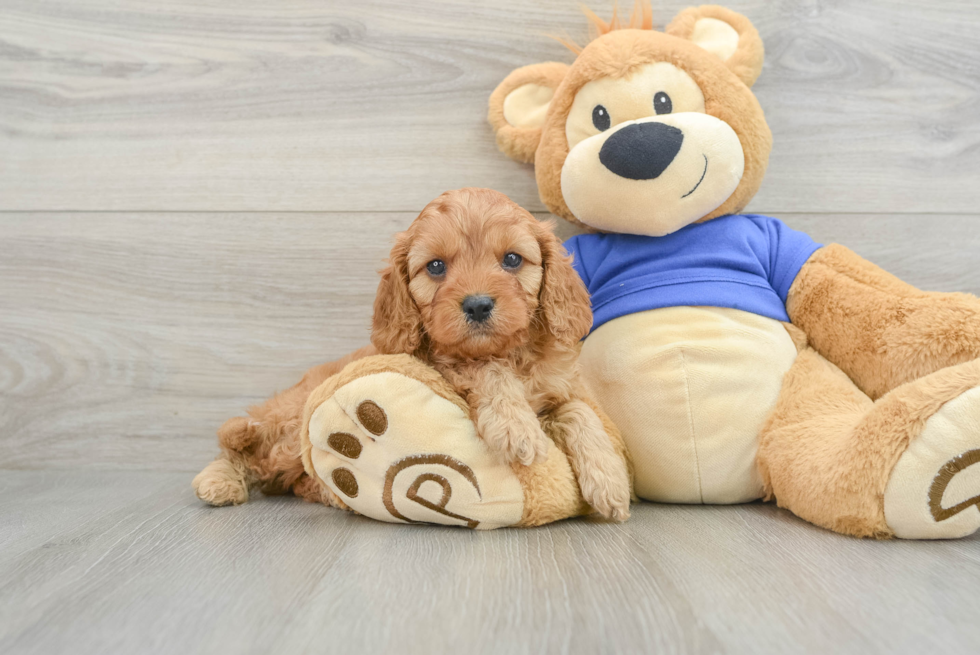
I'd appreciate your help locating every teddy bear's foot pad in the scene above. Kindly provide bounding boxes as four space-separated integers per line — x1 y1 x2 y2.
884 386 980 539
306 370 526 529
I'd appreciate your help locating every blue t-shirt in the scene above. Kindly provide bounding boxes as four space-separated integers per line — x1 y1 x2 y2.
564 214 822 333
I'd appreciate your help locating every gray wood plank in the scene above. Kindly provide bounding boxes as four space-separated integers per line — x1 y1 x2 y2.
0 211 408 470
2 211 979 471
0 470 976 655
1 0 979 213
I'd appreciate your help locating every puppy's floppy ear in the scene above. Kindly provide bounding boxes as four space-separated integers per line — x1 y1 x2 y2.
371 231 423 354
488 62 569 163
667 5 764 88
535 220 593 346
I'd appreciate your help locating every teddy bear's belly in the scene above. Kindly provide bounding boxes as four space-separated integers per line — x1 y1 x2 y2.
579 306 799 504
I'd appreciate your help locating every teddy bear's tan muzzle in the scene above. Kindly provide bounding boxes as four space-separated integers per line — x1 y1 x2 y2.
561 113 745 237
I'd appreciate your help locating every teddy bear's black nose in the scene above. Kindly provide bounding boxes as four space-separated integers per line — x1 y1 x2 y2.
599 122 684 180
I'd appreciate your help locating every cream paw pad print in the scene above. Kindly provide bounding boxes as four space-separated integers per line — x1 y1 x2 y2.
300 355 538 530
884 385 980 539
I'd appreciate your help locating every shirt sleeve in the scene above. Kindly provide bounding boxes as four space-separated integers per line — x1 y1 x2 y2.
562 234 592 288
765 218 823 304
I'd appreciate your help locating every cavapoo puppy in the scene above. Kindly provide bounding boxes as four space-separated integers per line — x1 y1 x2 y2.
194 188 631 521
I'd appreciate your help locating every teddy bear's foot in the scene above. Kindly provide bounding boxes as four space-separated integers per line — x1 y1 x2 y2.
303 360 531 529
884 384 980 539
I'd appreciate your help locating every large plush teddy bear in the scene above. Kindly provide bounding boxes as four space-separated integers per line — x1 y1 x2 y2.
485 3 980 539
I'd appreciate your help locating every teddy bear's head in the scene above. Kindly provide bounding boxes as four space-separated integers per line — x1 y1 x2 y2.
489 3 770 237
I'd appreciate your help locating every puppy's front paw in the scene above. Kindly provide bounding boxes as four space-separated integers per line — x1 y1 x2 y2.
577 452 631 522
480 409 550 467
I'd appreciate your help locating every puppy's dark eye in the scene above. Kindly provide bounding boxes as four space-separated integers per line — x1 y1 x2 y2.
654 91 672 115
502 253 523 269
592 105 611 131
426 259 446 276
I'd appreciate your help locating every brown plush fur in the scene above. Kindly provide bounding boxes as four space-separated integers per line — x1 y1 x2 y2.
665 5 765 87
788 244 980 401
549 2 652 54
759 352 980 538
487 62 569 164
196 189 631 521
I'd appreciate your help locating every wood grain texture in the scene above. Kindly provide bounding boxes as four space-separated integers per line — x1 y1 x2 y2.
2 1 979 652
0 212 406 470
1 211 978 471
0 470 976 655
2 0 980 213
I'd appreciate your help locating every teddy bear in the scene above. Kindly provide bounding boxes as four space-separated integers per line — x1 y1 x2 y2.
484 2 980 539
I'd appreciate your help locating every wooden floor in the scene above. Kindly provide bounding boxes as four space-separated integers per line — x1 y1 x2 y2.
1 1 979 653
1 471 977 655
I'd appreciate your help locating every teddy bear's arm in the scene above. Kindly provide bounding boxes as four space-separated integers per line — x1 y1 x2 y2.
786 244 980 400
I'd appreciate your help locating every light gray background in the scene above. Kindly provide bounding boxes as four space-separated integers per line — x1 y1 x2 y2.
1 1 978 653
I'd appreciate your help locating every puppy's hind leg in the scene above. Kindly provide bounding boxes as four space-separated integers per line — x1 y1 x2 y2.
193 417 258 506
193 345 380 506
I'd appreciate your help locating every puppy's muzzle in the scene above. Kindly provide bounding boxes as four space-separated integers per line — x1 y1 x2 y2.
599 122 684 180
462 295 494 324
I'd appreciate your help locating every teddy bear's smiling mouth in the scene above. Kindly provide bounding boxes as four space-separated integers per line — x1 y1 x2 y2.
681 155 709 199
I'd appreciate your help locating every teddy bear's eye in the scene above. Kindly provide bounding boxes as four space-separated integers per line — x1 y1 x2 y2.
592 105 611 131
654 92 673 115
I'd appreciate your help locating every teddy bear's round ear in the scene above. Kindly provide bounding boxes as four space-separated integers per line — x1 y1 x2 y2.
488 62 569 163
666 5 764 88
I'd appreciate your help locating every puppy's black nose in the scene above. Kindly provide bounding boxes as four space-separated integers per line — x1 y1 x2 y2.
599 121 684 180
462 295 494 324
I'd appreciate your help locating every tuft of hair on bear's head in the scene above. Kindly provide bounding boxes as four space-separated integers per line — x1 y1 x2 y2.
552 1 655 54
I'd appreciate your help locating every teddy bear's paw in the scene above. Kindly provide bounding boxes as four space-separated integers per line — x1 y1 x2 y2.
576 452 631 522
306 370 526 530
884 385 980 539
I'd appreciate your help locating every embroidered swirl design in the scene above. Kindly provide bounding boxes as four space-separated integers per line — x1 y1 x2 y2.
382 454 482 529
928 449 980 522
